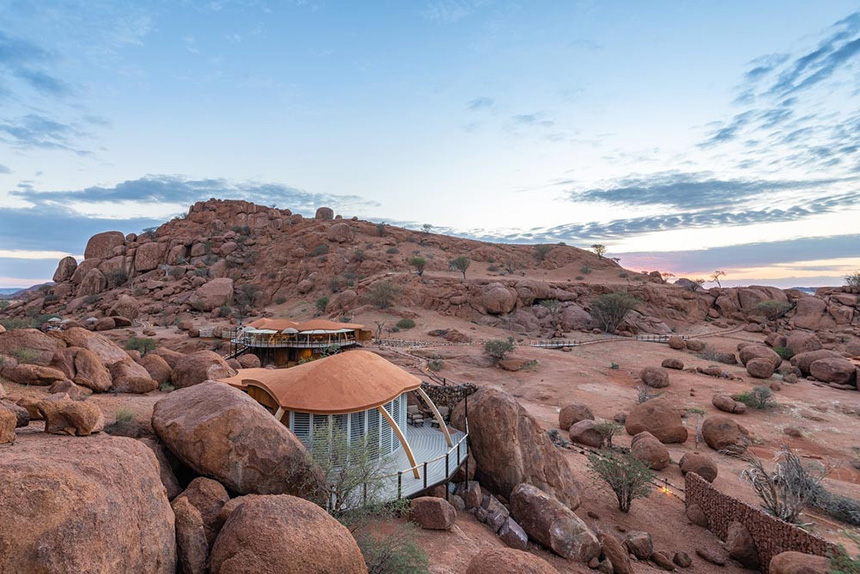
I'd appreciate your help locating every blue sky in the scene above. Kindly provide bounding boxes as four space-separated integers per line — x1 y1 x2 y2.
1 0 859 288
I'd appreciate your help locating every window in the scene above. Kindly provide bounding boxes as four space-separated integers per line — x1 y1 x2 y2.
293 412 310 447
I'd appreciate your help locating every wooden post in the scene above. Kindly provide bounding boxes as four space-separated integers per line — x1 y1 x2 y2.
416 387 453 447
378 405 420 479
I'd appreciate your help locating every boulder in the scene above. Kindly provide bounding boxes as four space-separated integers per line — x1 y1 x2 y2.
640 366 670 388
15 397 42 420
673 551 693 567
0 328 66 365
152 382 323 498
39 397 104 436
599 532 632 574
0 409 15 444
0 435 175 572
192 278 234 312
171 350 236 389
138 436 183 500
84 230 126 259
452 387 582 510
139 353 172 385
686 502 709 527
509 483 600 562
810 357 857 385
315 206 334 220
6 363 67 386
726 520 759 569
209 495 366 574
109 294 141 319
712 394 746 414
702 415 750 454
625 399 687 444
110 358 159 393
746 357 775 379
791 349 844 375
768 551 829 574
53 327 129 366
786 332 822 355
79 268 108 295
465 548 559 574
482 283 516 315
0 399 29 427
738 344 781 370
172 496 208 574
410 496 457 530
174 477 230 545
661 357 684 370
95 316 117 331
558 402 594 430
498 517 529 550
651 551 675 571
48 379 91 400
568 419 603 448
53 255 78 282
792 296 828 330
686 339 705 352
237 353 261 369
326 222 352 243
668 335 686 350
134 241 167 272
679 452 718 482
623 531 653 560
630 431 670 470
153 347 185 369
52 347 113 392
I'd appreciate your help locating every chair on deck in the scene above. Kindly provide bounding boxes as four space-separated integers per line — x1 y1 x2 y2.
430 406 449 428
407 405 425 426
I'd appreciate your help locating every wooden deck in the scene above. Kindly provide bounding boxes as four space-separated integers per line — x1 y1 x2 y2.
376 424 468 501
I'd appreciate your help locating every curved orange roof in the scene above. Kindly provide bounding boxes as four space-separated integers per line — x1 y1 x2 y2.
218 350 421 414
246 318 365 332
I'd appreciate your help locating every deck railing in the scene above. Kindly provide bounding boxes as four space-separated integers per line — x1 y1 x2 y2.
388 419 470 500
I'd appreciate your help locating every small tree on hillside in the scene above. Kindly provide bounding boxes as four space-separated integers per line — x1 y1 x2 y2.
539 299 562 331
591 244 606 259
449 256 471 280
590 292 639 334
533 244 553 262
365 281 401 309
409 256 427 276
484 337 515 363
588 451 654 513
846 271 860 289
709 270 726 288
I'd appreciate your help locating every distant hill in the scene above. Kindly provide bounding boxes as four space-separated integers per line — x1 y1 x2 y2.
789 287 817 296
0 288 21 299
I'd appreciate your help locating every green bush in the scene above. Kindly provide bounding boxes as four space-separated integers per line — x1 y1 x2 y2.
395 318 415 329
593 421 622 448
311 244 330 256
114 408 135 424
753 300 794 320
736 386 775 410
427 354 444 372
365 281 401 309
590 292 639 334
773 346 794 360
315 296 330 313
386 247 400 255
409 256 426 276
588 451 654 513
845 271 860 289
484 338 515 362
125 337 156 356
13 348 40 364
580 264 592 274
533 244 553 262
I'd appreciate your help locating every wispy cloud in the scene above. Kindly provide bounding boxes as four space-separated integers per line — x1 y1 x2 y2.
0 30 69 98
0 164 10 174
511 112 555 128
467 96 494 110
0 114 92 155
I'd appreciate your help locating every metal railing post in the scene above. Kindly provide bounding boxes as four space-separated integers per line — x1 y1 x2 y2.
423 462 428 489
397 472 402 499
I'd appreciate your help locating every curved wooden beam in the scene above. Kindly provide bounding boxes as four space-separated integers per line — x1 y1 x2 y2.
378 405 420 479
416 387 453 447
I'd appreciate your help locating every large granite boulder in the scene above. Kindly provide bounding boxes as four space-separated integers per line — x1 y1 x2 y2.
191 278 234 312
152 382 323 498
465 548 559 574
629 431 670 470
640 366 670 388
171 350 236 389
624 398 688 444
786 332 822 355
50 347 112 392
769 551 829 574
139 353 172 385
791 349 844 375
809 357 857 385
558 402 594 431
0 409 15 444
726 520 760 569
0 328 66 365
509 483 599 562
109 294 141 320
84 231 126 260
38 396 104 436
738 344 782 370
209 495 366 574
53 327 129 366
451 387 581 510
702 415 750 453
53 255 78 282
134 241 167 272
110 358 159 393
5 363 67 386
0 435 175 572
410 496 457 530
482 283 517 315
679 452 718 482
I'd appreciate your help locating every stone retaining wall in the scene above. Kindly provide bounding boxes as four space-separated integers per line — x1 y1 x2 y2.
420 382 478 413
685 472 838 570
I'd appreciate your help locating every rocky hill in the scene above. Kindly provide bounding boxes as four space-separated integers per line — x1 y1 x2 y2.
1 199 859 351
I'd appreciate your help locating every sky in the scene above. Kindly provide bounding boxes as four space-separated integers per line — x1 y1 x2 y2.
1 0 859 288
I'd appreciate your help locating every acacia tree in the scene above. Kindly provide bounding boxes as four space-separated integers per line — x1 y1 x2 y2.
449 256 471 280
409 256 427 276
591 244 607 259
709 270 726 288
533 244 553 262
588 451 653 513
539 299 562 331
590 292 639 334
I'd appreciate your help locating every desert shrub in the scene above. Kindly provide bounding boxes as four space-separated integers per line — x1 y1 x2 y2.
409 256 426 276
375 223 386 237
590 292 639 334
0 300 8 310
114 408 135 424
311 244 330 256
193 268 209 278
352 520 429 574
580 264 592 274
125 337 156 356
777 453 860 526
696 349 736 364
773 345 794 360
484 338 515 362
366 281 401 309
218 304 232 318
329 277 342 293
588 451 654 512
395 318 415 329
274 296 287 305
427 354 444 372
43 294 58 303
353 248 366 262
0 318 31 330
159 381 175 392
741 447 824 524
106 267 129 288
13 348 40 364
594 421 623 448
533 244 553 262
845 271 860 289
449 256 471 280
830 532 860 573
619 272 629 278
591 244 606 258
736 386 775 410
487 265 499 272
753 300 794 320
168 266 185 279
547 428 570 449
610 362 620 370
132 286 146 297
636 386 662 404
315 296 330 314
575 275 585 280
